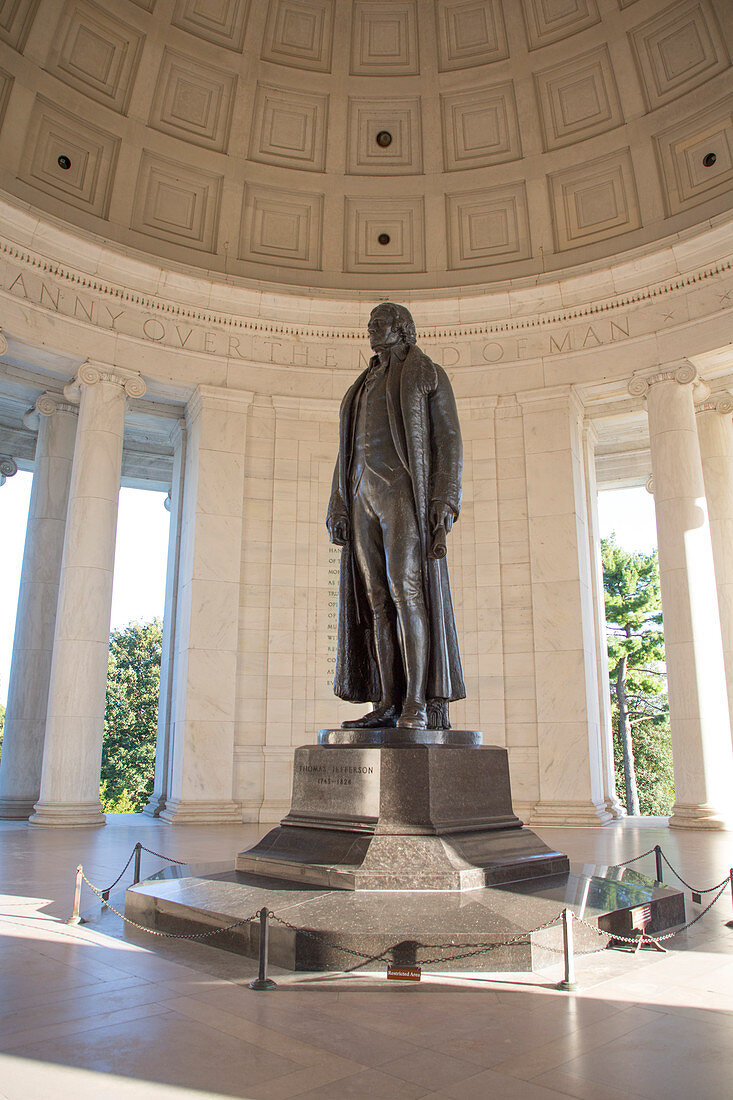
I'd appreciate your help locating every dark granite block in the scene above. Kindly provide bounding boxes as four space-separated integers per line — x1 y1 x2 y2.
236 740 569 890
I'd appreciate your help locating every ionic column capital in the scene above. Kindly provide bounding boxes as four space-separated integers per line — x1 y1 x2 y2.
0 455 17 487
695 393 733 416
23 391 79 431
63 361 146 404
628 360 697 397
0 329 8 356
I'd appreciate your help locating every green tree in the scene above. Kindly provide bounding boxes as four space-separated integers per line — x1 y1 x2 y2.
602 536 673 816
101 619 162 813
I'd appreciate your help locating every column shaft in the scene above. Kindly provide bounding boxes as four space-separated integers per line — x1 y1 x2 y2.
582 423 624 819
521 389 610 826
640 368 733 828
0 397 77 817
161 386 251 824
144 421 186 816
696 401 733 746
30 364 145 826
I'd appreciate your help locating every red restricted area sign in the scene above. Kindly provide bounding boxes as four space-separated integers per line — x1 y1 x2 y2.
387 965 421 981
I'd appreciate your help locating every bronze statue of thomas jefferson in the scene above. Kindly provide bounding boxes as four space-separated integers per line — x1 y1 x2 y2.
327 302 465 731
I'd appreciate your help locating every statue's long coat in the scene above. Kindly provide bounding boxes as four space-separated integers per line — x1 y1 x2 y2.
327 342 466 705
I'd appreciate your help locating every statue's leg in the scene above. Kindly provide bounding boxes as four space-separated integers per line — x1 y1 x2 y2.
342 484 401 728
381 488 429 730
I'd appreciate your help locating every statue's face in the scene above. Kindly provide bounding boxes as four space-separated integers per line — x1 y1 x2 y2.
368 307 402 353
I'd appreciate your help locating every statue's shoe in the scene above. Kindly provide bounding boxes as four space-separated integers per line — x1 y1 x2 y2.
341 705 399 729
397 703 428 730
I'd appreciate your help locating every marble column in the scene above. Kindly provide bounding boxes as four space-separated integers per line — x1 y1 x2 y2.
695 395 733 746
582 422 625 819
30 363 145 827
521 388 611 826
629 362 733 828
161 385 251 824
0 395 78 818
144 420 186 816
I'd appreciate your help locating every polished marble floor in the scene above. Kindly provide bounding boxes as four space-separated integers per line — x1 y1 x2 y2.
1 815 731 1099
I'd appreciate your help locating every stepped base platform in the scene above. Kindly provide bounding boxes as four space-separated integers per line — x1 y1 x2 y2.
124 863 686 972
236 737 569 890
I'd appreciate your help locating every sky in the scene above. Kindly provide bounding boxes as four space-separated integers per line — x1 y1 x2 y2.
0 477 657 706
597 485 658 554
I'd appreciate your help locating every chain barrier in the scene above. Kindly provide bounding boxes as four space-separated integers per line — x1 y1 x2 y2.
99 845 139 896
658 851 731 894
266 909 569 967
67 841 732 979
609 846 659 868
79 869 261 940
138 844 187 866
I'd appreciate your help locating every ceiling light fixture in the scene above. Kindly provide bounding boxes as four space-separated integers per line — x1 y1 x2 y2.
57 155 71 170
376 131 392 148
702 152 717 167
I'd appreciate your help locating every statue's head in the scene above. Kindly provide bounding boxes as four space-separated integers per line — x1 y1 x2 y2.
368 302 417 348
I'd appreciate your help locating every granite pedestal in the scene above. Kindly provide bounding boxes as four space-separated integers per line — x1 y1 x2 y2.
236 732 569 890
125 863 686 972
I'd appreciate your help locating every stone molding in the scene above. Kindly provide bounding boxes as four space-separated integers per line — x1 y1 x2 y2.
645 475 655 495
516 383 585 417
185 383 254 427
0 328 7 355
1 195 732 344
582 420 599 449
628 360 697 396
63 361 147 403
271 393 340 418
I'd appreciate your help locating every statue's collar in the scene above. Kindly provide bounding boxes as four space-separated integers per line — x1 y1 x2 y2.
368 340 410 373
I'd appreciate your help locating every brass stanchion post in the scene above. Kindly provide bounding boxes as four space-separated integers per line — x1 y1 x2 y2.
66 865 86 925
654 845 663 883
557 908 578 991
249 908 277 991
133 842 142 886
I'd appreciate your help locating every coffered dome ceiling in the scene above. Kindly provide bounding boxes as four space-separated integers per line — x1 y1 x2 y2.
0 0 730 293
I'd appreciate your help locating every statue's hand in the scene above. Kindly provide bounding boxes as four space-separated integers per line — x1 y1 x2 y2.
328 515 349 545
429 500 455 534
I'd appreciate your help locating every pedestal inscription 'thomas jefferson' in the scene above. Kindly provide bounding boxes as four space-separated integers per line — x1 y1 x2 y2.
327 302 465 731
